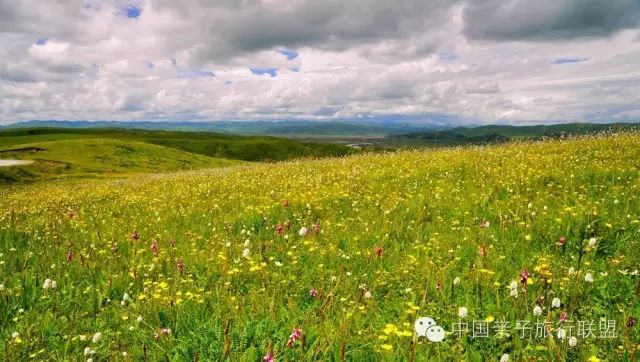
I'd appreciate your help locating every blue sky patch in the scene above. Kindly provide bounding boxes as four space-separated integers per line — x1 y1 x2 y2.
35 37 48 45
278 49 299 61
552 58 588 64
251 67 278 77
438 52 457 61
177 69 215 78
123 5 142 18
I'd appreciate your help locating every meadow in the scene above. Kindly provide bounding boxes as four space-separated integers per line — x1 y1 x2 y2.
1 133 639 361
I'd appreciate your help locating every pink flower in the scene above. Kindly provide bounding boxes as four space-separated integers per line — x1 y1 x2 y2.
66 249 74 263
275 224 284 235
559 311 568 323
287 327 303 347
312 222 321 234
150 240 159 255
263 351 274 362
177 259 185 274
520 269 530 288
309 288 318 298
131 230 140 241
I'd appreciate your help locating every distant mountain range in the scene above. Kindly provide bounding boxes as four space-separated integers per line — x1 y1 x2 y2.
1 120 437 137
1 120 638 140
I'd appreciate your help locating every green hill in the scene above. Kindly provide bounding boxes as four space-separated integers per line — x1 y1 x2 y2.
0 139 239 183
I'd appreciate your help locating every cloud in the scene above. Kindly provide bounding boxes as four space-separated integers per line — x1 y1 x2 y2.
0 0 639 124
463 0 640 41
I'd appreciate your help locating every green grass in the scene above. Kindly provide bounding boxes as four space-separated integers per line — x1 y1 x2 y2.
0 134 638 361
0 139 239 183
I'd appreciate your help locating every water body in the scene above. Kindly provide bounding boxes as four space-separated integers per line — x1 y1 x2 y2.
0 159 34 167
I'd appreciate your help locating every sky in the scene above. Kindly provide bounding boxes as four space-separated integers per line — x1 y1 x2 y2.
1 0 639 125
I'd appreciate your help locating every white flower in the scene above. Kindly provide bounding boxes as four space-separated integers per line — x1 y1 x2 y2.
123 293 131 302
284 234 289 240
568 336 577 347
51 280 57 289
509 280 518 297
242 248 250 258
458 307 468 318
584 273 594 283
11 332 20 339
557 328 566 339
274 261 283 267
0 284 4 291
453 277 460 286
551 297 561 308
137 316 143 323
364 291 372 299
244 239 250 248
122 352 128 357
43 278 52 289
588 237 597 247
500 353 509 362
533 305 542 316
92 332 102 344
298 227 308 236
568 267 576 275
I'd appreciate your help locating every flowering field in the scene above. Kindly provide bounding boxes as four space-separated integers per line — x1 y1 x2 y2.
1 134 639 361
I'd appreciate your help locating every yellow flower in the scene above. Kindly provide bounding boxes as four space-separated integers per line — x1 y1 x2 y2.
380 344 393 351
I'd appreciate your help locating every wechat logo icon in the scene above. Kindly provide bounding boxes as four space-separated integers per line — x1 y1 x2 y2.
414 317 445 342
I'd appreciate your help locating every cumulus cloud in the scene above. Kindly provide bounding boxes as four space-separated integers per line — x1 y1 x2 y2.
0 0 639 124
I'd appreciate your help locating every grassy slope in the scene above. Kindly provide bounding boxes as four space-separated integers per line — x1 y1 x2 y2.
1 134 639 360
0 128 351 161
0 139 238 183
390 122 639 145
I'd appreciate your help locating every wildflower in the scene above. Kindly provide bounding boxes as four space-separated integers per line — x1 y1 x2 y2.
298 227 308 237
169 239 177 247
92 332 102 344
150 240 159 255
584 273 594 283
287 327 303 347
364 291 372 299
587 356 601 362
275 224 284 235
558 236 566 247
500 353 509 362
51 280 57 289
588 237 597 248
283 200 290 208
131 230 140 241
137 316 143 323
628 316 636 328
67 249 74 263
242 248 251 258
551 297 561 308
568 267 576 275
0 284 4 291
453 277 460 286
557 328 566 339
43 278 53 289
568 336 578 347
375 245 383 258
559 311 568 323
508 280 518 298
520 269 530 288
177 259 185 274
309 288 318 298
533 305 542 316
160 328 171 337
458 307 468 318
11 332 19 339
312 222 321 234
264 350 274 362
244 239 250 248
123 293 131 303
480 219 490 228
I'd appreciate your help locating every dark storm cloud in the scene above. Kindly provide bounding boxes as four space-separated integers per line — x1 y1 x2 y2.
463 0 640 41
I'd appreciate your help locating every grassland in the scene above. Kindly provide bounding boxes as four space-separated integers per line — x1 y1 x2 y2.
1 134 639 361
0 128 351 182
